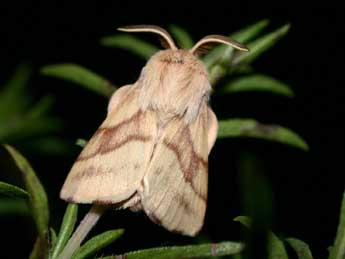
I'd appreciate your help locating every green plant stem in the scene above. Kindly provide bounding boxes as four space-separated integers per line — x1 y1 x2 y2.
58 205 105 259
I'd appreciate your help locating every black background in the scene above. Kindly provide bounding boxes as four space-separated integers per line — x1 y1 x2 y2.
0 2 344 258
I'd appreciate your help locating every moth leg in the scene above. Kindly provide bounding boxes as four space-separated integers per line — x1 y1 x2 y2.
107 84 133 114
120 192 143 211
207 107 218 154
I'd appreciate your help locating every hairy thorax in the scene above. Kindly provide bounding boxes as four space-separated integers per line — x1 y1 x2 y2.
137 49 211 125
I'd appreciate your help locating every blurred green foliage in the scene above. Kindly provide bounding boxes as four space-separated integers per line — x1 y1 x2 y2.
0 64 69 155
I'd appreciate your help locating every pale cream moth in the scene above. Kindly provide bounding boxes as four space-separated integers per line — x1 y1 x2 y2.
60 25 249 236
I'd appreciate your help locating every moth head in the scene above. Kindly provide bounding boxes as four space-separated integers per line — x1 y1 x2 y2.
118 25 249 123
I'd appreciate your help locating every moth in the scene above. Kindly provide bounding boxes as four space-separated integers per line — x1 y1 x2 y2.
60 25 248 236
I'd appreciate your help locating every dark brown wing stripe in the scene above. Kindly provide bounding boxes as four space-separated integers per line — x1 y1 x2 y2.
77 111 151 161
163 126 207 202
163 140 207 181
77 135 150 161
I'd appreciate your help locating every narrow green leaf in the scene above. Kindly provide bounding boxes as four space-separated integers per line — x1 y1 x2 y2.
233 24 290 66
329 190 345 259
221 74 294 97
0 116 63 141
218 119 309 151
169 24 194 49
113 242 244 259
0 181 28 198
192 235 224 259
100 34 159 60
40 64 116 97
234 216 252 228
27 95 55 118
51 203 78 259
234 216 289 259
286 238 313 259
238 152 274 230
4 145 49 239
0 63 31 94
203 20 269 69
231 19 270 43
76 138 87 148
0 198 29 215
0 63 32 119
72 229 124 259
49 228 57 251
268 232 289 259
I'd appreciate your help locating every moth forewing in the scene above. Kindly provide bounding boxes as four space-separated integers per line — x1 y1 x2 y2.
60 85 157 204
